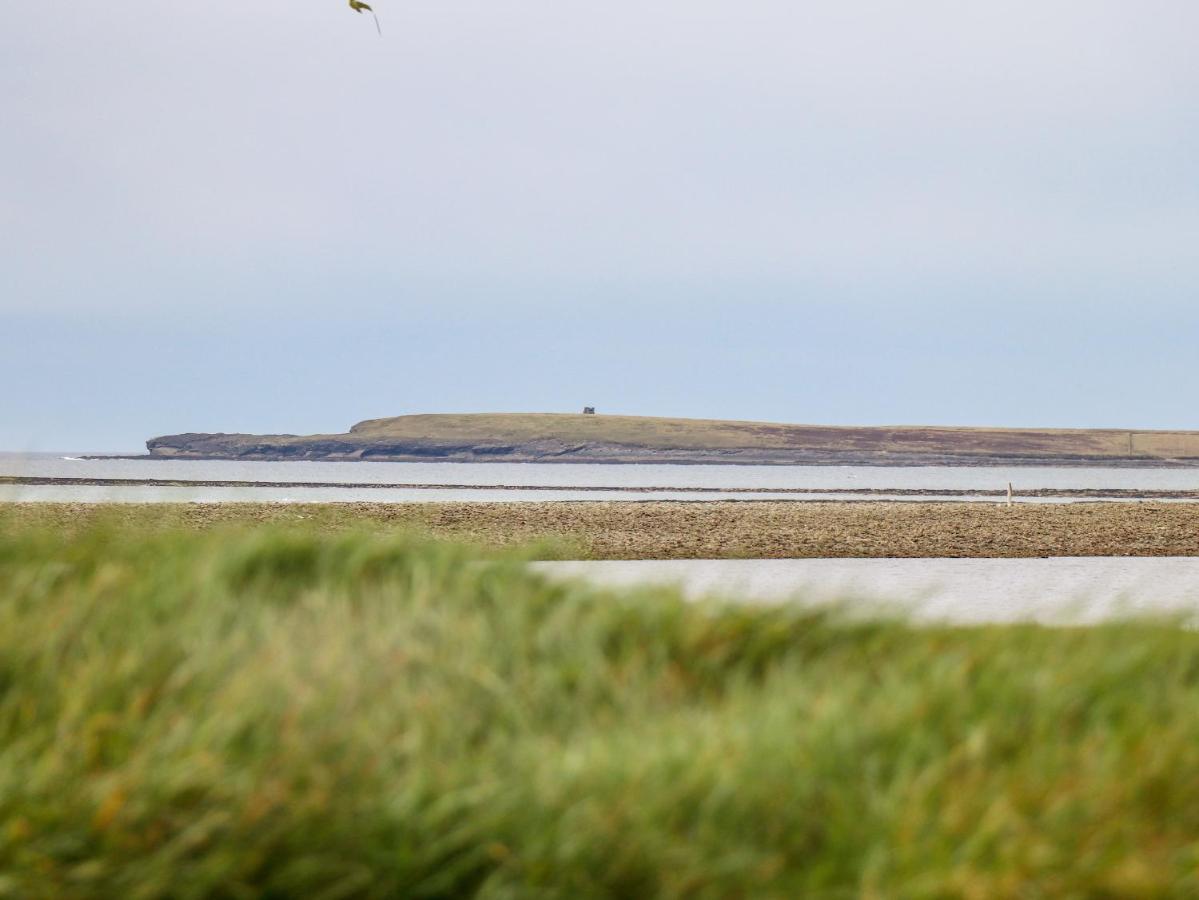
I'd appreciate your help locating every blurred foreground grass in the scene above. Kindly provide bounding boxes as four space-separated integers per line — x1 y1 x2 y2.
2 518 1199 897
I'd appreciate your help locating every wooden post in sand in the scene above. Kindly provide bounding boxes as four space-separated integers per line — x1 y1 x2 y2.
1007 483 1014 506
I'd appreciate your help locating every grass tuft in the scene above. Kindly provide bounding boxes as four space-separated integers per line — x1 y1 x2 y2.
2 521 1199 896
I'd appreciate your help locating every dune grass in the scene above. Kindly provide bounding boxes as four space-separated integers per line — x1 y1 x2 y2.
3 520 1199 896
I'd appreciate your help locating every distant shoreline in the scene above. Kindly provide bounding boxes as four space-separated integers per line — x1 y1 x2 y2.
7 474 1199 501
88 453 1199 469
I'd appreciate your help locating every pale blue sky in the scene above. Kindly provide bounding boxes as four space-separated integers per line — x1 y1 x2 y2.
3 1 1198 450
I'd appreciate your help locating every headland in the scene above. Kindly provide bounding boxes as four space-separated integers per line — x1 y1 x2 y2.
143 413 1199 466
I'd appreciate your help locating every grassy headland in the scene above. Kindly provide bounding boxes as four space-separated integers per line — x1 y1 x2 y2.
145 412 1199 464
3 520 1199 895
8 500 1199 558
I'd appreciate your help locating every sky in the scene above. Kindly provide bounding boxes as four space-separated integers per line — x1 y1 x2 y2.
3 1 1198 451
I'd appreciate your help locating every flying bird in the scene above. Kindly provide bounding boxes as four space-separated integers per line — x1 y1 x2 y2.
348 0 381 35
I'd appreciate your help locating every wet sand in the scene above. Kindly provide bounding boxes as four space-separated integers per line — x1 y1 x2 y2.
5 501 1199 559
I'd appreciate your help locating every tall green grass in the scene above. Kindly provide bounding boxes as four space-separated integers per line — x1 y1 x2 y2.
2 522 1199 896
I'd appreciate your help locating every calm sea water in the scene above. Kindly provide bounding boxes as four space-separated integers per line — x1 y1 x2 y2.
536 558 1199 624
4 453 1199 503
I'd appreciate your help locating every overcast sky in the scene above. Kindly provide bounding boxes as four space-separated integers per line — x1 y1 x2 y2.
4 1 1198 450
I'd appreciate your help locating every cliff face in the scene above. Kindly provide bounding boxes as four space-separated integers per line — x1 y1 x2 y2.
147 434 375 461
145 414 1199 466
146 432 583 462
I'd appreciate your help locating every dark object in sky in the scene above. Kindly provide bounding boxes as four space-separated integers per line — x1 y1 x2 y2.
583 407 596 415
348 0 381 35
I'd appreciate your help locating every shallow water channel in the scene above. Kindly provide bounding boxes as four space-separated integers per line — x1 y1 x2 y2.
6 455 1199 503
534 558 1199 625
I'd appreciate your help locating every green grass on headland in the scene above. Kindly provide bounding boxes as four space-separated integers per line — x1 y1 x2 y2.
3 521 1199 896
349 412 1199 458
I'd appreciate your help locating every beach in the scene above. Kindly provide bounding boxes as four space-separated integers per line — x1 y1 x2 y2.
8 500 1199 559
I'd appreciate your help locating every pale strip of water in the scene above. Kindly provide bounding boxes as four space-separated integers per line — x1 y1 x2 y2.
1 486 990 504
5 454 1199 503
534 558 1199 624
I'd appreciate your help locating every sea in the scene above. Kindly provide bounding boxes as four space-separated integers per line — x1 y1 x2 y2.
536 558 1199 625
5 453 1199 503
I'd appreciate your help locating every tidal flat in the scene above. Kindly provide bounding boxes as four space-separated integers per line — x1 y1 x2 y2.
6 500 1199 559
